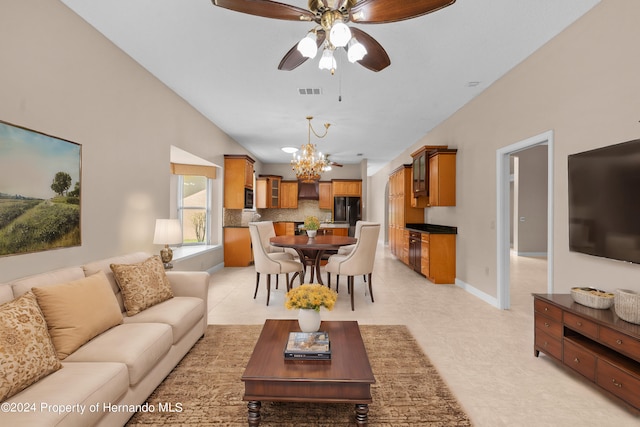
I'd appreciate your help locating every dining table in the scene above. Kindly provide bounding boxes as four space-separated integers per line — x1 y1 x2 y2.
270 234 357 286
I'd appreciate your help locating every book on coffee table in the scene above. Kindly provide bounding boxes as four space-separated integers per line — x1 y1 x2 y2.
284 331 331 360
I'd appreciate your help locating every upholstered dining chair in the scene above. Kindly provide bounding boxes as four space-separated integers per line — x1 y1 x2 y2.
250 221 299 259
249 223 304 306
325 223 380 311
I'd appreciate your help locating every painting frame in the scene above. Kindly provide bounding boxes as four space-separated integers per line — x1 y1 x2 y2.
0 120 82 257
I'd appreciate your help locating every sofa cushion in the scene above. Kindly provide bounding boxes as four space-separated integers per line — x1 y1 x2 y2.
32 271 123 360
0 292 62 401
0 283 13 305
9 267 86 298
123 296 205 344
110 256 174 316
64 323 172 386
2 362 128 427
83 252 151 313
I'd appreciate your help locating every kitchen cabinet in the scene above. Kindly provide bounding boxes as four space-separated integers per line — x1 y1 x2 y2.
388 165 425 259
419 232 456 284
280 181 298 209
428 150 457 206
318 227 349 237
410 146 456 206
332 179 362 197
273 222 295 236
224 155 255 209
255 175 281 209
223 227 253 267
318 181 332 210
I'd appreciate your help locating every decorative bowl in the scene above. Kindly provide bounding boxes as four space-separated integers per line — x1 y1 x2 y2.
614 289 640 325
570 287 614 309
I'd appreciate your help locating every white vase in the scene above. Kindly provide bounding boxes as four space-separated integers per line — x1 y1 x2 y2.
307 230 317 238
298 308 321 332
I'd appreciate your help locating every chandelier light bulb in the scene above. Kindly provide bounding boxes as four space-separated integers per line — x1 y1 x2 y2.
318 49 337 73
297 32 318 58
347 38 367 63
329 20 351 48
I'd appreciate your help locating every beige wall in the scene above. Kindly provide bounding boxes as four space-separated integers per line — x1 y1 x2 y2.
369 0 640 299
0 1 250 281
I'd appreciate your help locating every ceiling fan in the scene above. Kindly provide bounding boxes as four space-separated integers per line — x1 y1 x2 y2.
325 154 343 167
211 0 456 73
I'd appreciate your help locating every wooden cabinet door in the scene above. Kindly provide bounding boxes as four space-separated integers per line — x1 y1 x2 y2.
255 178 267 209
244 159 254 189
223 228 253 267
280 181 298 209
268 177 280 208
428 151 456 206
319 181 332 210
224 155 255 209
332 180 362 197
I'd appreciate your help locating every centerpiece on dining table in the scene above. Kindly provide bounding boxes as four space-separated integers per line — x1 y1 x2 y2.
303 215 320 238
285 283 338 332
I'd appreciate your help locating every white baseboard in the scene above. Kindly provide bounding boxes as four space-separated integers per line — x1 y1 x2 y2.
207 263 224 274
455 278 499 308
516 252 548 258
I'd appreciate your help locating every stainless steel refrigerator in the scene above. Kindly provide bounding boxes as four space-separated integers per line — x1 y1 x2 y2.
333 197 361 236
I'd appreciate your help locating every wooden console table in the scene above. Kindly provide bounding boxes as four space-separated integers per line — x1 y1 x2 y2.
533 294 640 411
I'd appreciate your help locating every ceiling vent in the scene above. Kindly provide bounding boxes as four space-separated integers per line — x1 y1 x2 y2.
298 88 323 95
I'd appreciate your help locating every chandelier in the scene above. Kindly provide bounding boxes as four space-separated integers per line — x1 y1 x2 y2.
296 8 366 75
291 116 331 183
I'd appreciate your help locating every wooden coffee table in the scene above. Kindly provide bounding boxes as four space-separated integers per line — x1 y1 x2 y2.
241 319 375 426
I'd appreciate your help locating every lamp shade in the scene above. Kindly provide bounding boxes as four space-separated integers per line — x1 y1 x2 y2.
297 32 318 58
153 219 183 245
329 20 351 48
318 49 337 71
347 38 367 63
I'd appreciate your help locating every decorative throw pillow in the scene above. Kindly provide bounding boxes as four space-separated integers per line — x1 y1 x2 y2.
32 270 123 360
110 256 174 316
0 292 62 401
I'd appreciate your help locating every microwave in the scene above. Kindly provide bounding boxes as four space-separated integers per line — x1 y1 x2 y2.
244 188 253 209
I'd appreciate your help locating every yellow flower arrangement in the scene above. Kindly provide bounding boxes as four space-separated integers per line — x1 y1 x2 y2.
304 216 320 231
285 284 338 312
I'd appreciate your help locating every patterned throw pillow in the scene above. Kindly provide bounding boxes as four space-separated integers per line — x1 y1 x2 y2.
0 292 62 401
110 256 174 316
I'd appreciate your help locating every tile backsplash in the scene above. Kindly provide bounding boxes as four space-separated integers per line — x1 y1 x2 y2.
224 200 331 226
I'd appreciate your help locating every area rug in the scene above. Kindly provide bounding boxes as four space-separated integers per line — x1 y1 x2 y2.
126 324 472 426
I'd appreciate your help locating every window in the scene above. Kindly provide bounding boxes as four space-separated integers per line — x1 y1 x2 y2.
177 175 211 245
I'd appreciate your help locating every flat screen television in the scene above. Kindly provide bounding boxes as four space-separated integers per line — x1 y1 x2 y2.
568 138 640 264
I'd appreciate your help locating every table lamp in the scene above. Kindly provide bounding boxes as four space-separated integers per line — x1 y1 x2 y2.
153 219 182 269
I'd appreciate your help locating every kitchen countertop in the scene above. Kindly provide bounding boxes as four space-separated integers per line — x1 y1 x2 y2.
405 223 457 234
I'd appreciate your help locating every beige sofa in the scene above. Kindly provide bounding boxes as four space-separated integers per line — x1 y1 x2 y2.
0 252 209 427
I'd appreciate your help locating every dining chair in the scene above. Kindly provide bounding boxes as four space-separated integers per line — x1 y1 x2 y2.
336 221 377 282
250 221 299 259
249 223 304 306
325 223 380 310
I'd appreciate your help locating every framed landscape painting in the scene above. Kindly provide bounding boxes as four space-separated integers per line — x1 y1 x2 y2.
0 120 81 256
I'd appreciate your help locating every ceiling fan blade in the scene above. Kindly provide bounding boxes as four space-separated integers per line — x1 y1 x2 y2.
278 30 326 71
212 0 315 22
349 27 390 72
350 0 455 24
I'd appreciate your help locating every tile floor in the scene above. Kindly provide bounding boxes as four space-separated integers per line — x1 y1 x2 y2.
207 243 639 427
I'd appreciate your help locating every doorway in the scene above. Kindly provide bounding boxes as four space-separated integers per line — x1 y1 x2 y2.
496 131 554 309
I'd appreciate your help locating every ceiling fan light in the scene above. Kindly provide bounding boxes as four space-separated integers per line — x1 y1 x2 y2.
329 21 351 48
318 49 337 72
347 38 367 63
297 32 318 58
